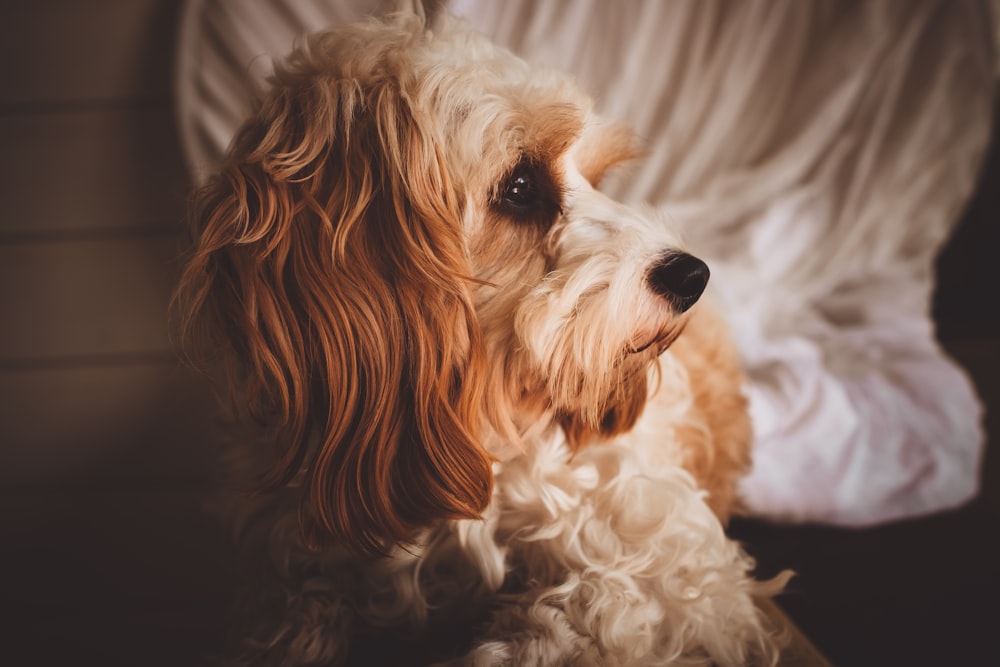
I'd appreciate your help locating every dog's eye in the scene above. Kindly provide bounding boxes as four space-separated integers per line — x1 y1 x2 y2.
503 169 537 209
496 161 561 226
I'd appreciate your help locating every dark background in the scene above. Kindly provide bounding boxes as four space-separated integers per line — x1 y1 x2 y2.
0 2 996 665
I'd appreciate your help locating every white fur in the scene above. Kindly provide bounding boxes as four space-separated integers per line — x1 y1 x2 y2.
448 429 788 666
235 420 788 666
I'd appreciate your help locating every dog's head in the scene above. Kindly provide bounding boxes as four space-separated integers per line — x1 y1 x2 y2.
177 12 709 554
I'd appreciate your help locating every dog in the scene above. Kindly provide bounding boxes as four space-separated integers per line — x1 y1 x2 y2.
176 4 787 665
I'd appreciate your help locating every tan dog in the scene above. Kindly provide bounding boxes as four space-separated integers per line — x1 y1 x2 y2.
176 6 785 665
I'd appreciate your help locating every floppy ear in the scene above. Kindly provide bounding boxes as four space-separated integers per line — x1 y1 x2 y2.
175 48 492 554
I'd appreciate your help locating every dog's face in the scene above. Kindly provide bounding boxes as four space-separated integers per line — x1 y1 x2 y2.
178 15 708 554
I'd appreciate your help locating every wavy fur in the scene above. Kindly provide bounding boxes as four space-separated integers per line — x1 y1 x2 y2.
177 18 494 554
175 9 787 666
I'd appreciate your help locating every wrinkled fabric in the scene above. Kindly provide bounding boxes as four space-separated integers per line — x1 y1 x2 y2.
175 0 994 525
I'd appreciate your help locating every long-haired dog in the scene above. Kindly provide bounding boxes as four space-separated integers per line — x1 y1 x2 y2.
176 5 787 666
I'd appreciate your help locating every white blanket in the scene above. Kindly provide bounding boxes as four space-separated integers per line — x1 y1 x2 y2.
176 0 994 525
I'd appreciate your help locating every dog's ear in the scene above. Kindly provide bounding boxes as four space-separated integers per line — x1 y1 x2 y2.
176 50 492 554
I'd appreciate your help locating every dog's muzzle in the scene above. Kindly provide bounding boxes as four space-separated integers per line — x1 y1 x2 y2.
647 252 710 313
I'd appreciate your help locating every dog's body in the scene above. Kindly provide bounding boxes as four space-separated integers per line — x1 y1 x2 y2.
178 8 784 666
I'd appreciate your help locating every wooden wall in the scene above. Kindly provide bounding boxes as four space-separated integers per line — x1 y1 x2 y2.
0 2 234 664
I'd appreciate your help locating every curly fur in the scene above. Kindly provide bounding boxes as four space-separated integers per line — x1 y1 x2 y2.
176 7 788 666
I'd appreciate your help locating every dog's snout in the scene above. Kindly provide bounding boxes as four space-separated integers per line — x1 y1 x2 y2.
647 253 710 312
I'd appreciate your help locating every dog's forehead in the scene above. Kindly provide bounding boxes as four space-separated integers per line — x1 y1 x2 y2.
417 23 639 189
420 27 587 131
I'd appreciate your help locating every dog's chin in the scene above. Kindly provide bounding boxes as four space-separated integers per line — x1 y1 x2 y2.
625 319 688 356
625 337 661 355
556 343 658 450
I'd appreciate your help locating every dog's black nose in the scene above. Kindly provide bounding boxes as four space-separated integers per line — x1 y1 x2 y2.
647 253 710 312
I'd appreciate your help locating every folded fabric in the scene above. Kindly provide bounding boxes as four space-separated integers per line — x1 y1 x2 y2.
176 0 994 525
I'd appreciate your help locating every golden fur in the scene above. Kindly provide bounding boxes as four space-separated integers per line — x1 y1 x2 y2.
174 8 781 665
651 304 753 520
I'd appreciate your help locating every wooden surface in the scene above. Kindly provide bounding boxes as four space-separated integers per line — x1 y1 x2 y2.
759 598 833 667
0 3 234 665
